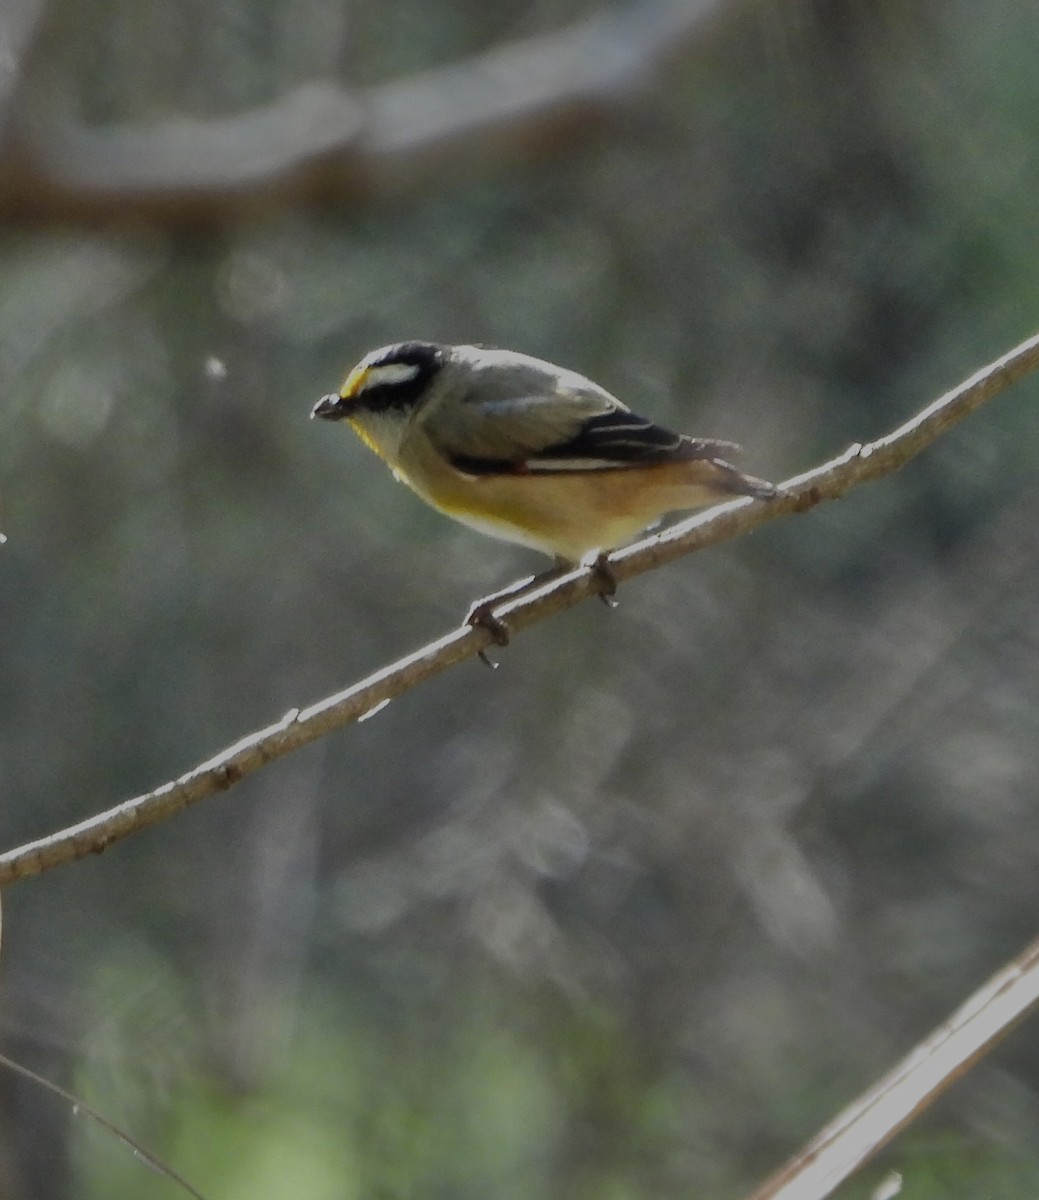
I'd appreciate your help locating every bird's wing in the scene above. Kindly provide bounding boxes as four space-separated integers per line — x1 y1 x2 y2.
424 384 741 476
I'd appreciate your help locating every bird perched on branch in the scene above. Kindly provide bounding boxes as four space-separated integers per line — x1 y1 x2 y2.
312 341 775 638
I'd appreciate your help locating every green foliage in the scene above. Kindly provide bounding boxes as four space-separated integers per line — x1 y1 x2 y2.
845 1135 1039 1200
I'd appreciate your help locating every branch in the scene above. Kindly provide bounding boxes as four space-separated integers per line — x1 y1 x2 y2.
0 0 48 131
0 1050 209 1200
745 931 1039 1200
1 328 1038 886
1 0 728 226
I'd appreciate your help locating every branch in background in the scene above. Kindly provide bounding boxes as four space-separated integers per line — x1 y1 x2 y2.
1 328 1038 887
746 932 1039 1200
0 0 727 226
0 0 48 127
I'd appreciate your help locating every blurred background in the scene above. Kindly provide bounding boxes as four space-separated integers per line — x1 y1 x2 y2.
2 0 1039 1196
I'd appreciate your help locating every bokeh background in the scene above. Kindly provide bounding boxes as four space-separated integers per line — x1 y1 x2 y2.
2 1 1039 1197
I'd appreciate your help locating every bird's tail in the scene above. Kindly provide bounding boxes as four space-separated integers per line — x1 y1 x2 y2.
708 458 779 499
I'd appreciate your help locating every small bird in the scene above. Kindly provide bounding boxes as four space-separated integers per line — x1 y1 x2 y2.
312 342 775 635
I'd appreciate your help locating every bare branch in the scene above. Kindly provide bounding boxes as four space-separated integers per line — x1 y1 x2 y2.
745 933 1039 1200
0 0 727 226
1 328 1038 886
0 0 49 129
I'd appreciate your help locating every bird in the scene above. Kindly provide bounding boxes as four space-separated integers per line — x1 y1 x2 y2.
312 341 775 641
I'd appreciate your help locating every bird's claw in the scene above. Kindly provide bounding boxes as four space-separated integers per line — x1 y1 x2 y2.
466 601 511 644
466 601 511 668
592 554 619 608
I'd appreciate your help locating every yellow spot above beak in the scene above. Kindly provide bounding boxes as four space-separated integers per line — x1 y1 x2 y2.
340 364 370 399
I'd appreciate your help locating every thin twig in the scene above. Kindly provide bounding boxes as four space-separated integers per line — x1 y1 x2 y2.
1 329 1038 886
0 1051 210 1200
745 932 1039 1200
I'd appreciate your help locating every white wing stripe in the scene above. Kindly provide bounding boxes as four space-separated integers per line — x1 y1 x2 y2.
524 458 625 471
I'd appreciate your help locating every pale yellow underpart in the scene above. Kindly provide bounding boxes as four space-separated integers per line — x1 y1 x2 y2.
389 423 737 562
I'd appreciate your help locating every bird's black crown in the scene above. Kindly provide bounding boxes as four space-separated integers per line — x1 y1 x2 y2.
357 341 444 413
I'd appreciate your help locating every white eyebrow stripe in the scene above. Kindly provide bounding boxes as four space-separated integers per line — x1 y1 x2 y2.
364 362 421 387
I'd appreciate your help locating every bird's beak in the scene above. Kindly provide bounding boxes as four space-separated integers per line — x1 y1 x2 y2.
311 364 370 420
311 393 347 420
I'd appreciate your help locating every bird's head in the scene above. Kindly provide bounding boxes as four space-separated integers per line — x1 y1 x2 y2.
311 341 444 424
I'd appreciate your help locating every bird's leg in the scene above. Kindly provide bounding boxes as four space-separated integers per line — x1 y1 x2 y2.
591 553 619 608
466 554 618 665
466 560 573 665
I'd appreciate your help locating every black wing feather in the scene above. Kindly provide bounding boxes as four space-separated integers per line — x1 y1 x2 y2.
448 410 741 475
543 411 686 461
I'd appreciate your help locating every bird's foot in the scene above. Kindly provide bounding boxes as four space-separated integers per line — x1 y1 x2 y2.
591 553 619 608
466 599 513 668
464 563 572 666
